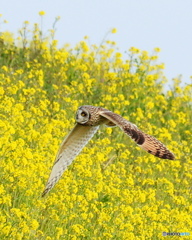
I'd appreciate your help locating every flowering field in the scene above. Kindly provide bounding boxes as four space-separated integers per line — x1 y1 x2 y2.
0 17 192 240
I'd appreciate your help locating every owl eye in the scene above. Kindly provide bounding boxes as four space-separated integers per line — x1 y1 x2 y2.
81 111 87 117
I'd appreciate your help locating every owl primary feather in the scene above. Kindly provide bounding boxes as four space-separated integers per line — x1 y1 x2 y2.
42 105 175 196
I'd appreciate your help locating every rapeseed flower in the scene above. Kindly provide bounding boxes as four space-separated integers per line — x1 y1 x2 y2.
111 28 117 34
39 11 46 16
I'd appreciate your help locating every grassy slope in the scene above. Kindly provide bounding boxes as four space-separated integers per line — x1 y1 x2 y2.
0 27 192 239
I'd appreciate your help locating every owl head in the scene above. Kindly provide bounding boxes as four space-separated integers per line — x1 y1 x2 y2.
76 106 90 124
75 105 113 126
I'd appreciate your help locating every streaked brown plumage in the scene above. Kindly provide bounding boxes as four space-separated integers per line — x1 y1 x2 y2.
42 105 174 197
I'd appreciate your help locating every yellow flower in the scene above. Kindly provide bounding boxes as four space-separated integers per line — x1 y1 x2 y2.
129 46 140 54
39 11 46 16
84 35 89 39
146 101 154 109
0 86 4 95
1 65 8 72
56 227 63 239
30 219 39 230
111 28 117 33
154 47 161 52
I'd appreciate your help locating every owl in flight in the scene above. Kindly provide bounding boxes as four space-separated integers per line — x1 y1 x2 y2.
42 105 174 196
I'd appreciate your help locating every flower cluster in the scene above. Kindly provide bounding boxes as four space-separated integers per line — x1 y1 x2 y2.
0 16 191 239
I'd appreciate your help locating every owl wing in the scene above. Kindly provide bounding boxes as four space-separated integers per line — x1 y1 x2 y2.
42 124 99 197
99 110 175 160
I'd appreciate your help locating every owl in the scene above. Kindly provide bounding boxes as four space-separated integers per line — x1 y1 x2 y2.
42 105 174 196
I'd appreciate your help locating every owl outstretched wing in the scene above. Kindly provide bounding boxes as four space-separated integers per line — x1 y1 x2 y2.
42 124 99 197
99 110 175 160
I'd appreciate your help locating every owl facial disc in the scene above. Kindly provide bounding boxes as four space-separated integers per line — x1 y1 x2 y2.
76 107 90 124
